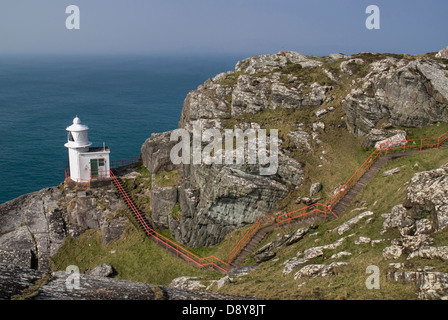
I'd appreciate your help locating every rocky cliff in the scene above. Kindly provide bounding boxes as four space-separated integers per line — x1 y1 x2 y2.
141 48 448 247
0 183 127 273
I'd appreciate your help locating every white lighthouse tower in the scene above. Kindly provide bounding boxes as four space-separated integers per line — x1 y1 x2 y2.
65 116 110 183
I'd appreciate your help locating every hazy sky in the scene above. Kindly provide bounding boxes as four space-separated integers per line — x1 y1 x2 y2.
1 0 447 56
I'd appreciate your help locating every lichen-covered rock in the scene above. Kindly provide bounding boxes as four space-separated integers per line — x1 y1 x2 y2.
383 245 404 260
293 262 348 280
88 264 115 277
283 257 309 275
343 59 448 136
436 46 448 59
407 246 448 261
235 51 321 75
0 184 127 272
333 211 374 235
150 184 178 229
404 163 448 231
169 276 207 291
388 270 448 300
383 167 401 177
0 263 44 300
172 165 289 247
141 131 179 174
382 204 414 235
362 129 406 148
310 182 322 197
254 226 313 263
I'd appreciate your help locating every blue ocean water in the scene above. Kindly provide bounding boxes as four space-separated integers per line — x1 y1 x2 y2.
0 53 247 204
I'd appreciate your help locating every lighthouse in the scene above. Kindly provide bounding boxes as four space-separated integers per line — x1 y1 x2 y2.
64 116 110 183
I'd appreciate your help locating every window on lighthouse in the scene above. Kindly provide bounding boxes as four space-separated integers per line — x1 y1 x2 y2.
68 132 74 142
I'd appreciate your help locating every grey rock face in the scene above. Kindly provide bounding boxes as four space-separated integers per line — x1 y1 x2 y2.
382 164 448 265
388 270 448 300
0 187 66 272
141 131 179 174
0 183 127 272
361 129 407 149
310 182 322 196
150 183 178 229
0 263 44 299
254 226 312 263
171 165 288 247
405 163 448 231
293 262 348 280
232 75 272 116
235 51 321 75
333 211 373 235
146 53 324 247
343 58 448 136
88 264 115 277
436 46 448 59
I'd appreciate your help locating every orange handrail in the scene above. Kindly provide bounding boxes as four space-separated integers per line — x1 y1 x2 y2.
111 155 141 168
227 212 273 264
277 203 337 228
330 130 448 209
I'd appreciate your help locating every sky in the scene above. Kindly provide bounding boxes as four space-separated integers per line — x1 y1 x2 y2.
0 0 447 56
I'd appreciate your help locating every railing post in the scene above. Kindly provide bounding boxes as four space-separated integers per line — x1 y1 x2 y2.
438 137 440 149
420 139 423 151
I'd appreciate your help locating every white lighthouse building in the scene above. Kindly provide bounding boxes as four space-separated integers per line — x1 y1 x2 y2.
64 116 110 183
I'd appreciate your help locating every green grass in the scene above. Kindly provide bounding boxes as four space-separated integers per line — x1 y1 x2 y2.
346 146 448 215
405 122 448 141
50 224 218 286
154 170 179 187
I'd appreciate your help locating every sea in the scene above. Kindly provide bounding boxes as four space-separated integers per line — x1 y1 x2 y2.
0 53 249 204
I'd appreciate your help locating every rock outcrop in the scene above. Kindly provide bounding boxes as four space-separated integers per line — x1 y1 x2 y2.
171 165 289 247
343 56 448 136
253 226 313 263
404 163 448 231
387 266 448 300
379 163 448 299
0 183 127 272
436 46 448 59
